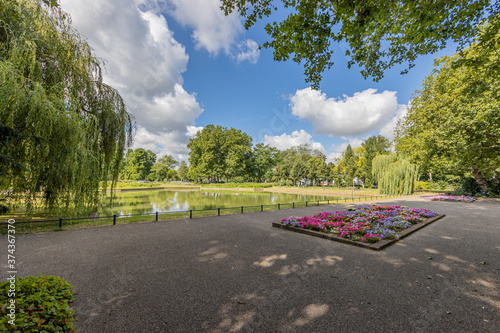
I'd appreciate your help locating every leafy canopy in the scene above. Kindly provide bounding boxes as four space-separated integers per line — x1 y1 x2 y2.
187 124 253 181
395 21 500 189
0 0 133 213
220 0 498 88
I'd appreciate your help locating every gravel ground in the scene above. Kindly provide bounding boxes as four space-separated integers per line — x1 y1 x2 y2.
2 197 499 332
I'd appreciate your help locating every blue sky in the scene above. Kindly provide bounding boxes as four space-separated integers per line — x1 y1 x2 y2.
61 0 457 162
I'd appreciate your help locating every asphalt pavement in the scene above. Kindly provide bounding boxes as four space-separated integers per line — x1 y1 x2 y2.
3 197 499 332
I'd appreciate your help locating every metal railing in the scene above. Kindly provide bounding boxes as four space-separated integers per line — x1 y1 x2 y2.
1 194 408 228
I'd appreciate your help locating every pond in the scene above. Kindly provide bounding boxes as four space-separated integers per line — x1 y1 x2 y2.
99 190 345 216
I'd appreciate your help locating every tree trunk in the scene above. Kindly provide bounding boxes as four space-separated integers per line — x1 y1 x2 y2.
429 172 433 183
471 165 488 190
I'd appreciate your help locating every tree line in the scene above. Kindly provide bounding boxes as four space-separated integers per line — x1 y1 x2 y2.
121 125 392 188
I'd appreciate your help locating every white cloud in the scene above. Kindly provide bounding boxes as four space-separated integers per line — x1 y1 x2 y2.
139 84 203 133
133 126 194 161
379 104 409 141
331 137 365 153
264 130 326 153
165 0 242 55
61 0 204 157
236 40 260 64
290 88 399 136
165 0 259 63
186 125 203 138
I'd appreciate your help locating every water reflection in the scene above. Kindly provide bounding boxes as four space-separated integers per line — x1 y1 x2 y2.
99 190 342 216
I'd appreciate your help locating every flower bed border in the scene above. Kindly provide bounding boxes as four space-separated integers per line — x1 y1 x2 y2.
272 214 446 251
422 195 477 202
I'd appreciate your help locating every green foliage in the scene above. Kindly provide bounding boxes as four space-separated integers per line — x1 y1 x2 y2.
362 135 391 186
0 203 9 214
177 161 189 181
342 144 357 186
416 181 431 191
120 149 156 180
435 180 449 190
149 155 178 181
452 177 483 196
187 124 252 182
0 0 133 213
0 275 76 332
395 21 500 190
221 0 497 88
372 154 419 195
252 143 279 182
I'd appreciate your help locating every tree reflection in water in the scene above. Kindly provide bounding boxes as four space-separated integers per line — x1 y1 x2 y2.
99 190 340 216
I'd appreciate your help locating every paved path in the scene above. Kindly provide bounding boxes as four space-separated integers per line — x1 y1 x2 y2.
3 197 499 332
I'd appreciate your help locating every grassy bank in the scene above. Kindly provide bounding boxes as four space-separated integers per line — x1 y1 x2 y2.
0 196 397 234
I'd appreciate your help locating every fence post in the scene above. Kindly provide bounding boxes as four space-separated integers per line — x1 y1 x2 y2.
278 203 280 210
190 210 192 219
59 218 63 228
293 202 295 208
113 214 117 225
156 212 158 222
241 206 243 214
327 200 329 204
261 205 263 212
218 208 220 216
306 201 308 207
317 200 319 206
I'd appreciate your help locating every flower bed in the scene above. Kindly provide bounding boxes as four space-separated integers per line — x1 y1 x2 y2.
279 205 439 244
423 195 476 202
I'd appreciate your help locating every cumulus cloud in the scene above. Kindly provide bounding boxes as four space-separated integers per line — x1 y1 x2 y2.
236 39 260 64
165 0 259 63
379 104 409 141
331 137 365 153
138 84 203 133
186 125 204 138
61 0 204 157
165 0 242 55
326 137 365 162
132 126 195 161
290 88 399 136
264 130 326 153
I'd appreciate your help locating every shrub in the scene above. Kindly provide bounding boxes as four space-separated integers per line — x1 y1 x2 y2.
416 181 431 190
453 177 482 196
0 203 10 215
0 275 77 332
435 180 448 190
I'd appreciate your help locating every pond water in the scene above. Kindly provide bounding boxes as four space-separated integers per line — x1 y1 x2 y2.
99 190 345 216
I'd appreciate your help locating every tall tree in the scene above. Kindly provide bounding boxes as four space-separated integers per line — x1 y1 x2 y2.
353 146 367 188
362 135 391 186
187 124 252 182
121 149 156 181
177 161 189 182
252 143 279 182
150 155 178 181
221 0 498 88
307 153 326 186
395 25 500 189
343 144 358 187
372 154 419 195
0 0 133 213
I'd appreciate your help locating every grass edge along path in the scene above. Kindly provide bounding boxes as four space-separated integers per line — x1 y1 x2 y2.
2 195 414 234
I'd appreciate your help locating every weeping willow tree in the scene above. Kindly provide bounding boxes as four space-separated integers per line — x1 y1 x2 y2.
372 154 419 195
0 0 134 214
